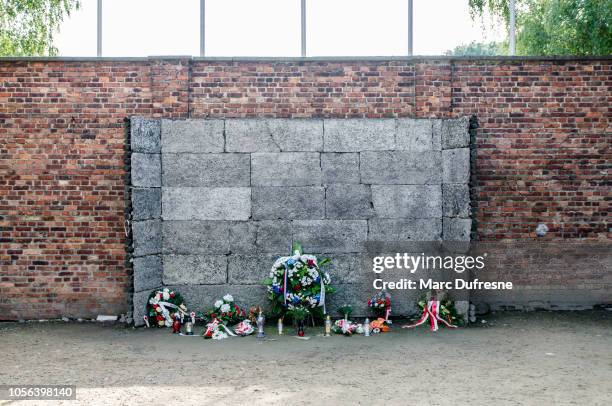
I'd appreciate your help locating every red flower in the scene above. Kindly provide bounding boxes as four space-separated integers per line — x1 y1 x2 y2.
156 315 163 321
295 283 302 291
211 313 217 318
170 292 175 298
385 297 391 306
235 305 240 312
307 259 315 267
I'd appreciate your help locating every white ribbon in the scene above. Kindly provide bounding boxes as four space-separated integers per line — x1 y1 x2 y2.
319 276 326 314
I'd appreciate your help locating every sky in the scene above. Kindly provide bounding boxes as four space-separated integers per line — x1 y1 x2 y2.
55 0 506 57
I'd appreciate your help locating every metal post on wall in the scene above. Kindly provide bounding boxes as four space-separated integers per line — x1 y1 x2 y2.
301 0 306 57
97 0 102 57
509 0 516 55
407 0 413 56
200 0 206 56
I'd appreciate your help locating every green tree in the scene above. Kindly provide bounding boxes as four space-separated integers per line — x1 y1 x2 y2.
468 0 612 56
0 0 79 56
445 40 508 56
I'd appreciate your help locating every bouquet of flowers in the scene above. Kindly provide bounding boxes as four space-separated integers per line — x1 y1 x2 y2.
332 319 360 336
368 290 391 321
264 242 334 321
199 294 246 325
146 288 187 327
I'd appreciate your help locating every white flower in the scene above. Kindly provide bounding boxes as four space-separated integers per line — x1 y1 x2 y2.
220 303 231 313
223 294 234 302
162 291 170 300
155 293 161 301
214 300 223 308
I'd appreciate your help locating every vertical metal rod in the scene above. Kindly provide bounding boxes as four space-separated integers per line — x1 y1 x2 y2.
97 0 102 57
301 0 306 57
200 0 206 56
509 0 516 55
407 0 413 56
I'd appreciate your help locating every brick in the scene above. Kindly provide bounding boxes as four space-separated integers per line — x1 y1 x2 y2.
396 119 441 151
132 220 162 257
162 187 251 220
360 151 442 184
162 153 250 187
323 119 395 152
442 148 470 183
131 117 161 153
321 153 360 184
131 153 161 187
371 185 442 218
163 255 227 285
161 119 224 153
292 220 368 253
226 119 323 152
251 152 321 186
133 255 162 292
442 184 470 218
162 221 230 254
325 184 374 219
441 116 470 149
252 186 325 220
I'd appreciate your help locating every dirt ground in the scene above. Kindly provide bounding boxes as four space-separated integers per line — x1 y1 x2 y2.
0 311 610 406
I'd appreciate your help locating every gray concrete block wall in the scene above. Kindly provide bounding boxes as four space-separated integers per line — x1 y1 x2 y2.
131 117 471 325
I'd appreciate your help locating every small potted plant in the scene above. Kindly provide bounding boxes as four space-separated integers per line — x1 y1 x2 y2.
287 306 310 337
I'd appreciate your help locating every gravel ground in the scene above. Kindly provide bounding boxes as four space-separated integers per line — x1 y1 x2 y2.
0 311 610 406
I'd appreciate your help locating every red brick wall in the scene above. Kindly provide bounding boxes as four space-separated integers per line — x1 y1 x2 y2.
1 57 609 319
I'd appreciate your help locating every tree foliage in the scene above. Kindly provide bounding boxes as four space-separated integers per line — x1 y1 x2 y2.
468 0 612 56
445 40 508 56
0 0 79 56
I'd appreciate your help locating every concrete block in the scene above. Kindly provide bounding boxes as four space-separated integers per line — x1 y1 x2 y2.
225 119 280 152
371 185 442 218
131 117 161 153
325 184 374 219
360 151 442 185
131 153 161 187
162 153 250 187
292 220 367 253
442 184 470 218
133 289 159 327
252 186 325 219
443 218 472 241
441 116 470 149
162 187 251 220
163 255 227 285
131 188 161 220
251 152 321 186
442 148 470 183
132 219 162 257
321 153 360 184
368 218 442 241
163 284 271 312
162 221 230 254
323 119 395 152
133 255 162 292
396 119 440 151
225 119 322 152
161 119 224 153
228 254 279 284
229 220 292 254
323 254 365 284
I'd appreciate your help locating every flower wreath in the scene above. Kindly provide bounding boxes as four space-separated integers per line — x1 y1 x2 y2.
198 294 246 325
265 242 334 320
146 288 187 327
